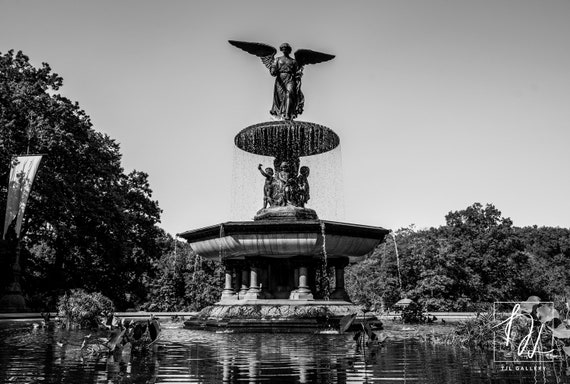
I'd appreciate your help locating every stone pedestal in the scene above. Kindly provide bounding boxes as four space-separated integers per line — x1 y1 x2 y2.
0 290 26 312
290 266 313 300
289 267 299 297
233 267 241 294
244 265 262 300
0 250 27 312
239 269 249 299
221 268 237 300
254 206 318 221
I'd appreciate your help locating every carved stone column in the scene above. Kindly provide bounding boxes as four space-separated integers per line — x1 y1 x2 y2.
292 267 299 293
239 267 249 299
233 266 242 296
244 261 262 300
221 263 236 301
290 259 313 300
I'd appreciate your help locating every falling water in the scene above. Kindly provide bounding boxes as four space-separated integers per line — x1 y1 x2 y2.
230 145 345 221
302 145 345 220
390 232 403 291
234 121 339 158
230 147 274 220
173 236 178 269
192 253 200 283
218 224 225 262
320 221 330 300
230 120 345 221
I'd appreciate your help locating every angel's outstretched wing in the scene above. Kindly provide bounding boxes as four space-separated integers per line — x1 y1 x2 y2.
228 40 277 69
294 49 335 67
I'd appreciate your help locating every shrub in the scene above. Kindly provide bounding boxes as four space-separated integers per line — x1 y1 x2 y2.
400 301 427 324
57 289 114 328
454 312 497 349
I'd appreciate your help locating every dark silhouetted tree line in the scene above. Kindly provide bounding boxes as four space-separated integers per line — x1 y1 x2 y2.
0 50 223 311
346 203 570 311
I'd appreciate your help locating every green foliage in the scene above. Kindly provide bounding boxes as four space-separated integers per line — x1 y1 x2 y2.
502 296 570 358
454 312 497 349
57 289 114 328
183 260 223 311
346 203 570 312
0 50 167 309
453 297 570 358
142 240 222 312
400 301 427 324
516 226 570 300
346 237 400 311
314 261 333 300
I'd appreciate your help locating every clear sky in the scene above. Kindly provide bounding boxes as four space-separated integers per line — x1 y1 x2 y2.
1 0 569 236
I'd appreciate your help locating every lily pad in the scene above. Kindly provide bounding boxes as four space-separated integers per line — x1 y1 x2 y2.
520 296 541 314
549 324 570 339
536 305 559 323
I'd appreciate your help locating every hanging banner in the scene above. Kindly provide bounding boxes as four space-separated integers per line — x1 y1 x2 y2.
3 155 43 239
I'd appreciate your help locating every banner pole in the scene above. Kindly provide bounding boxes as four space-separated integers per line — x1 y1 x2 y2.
0 154 44 312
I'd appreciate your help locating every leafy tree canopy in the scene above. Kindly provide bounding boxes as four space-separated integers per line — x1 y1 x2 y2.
0 50 167 309
347 203 570 312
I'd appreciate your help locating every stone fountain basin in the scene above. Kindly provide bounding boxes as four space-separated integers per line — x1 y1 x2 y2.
178 220 390 261
234 120 340 158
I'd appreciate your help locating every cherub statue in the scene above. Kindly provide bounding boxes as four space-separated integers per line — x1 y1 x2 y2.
296 166 310 207
275 161 294 206
257 164 274 209
229 40 335 120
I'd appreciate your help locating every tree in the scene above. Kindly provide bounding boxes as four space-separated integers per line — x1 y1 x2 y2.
142 239 222 312
441 203 527 304
345 230 404 311
0 50 166 309
347 203 539 312
400 226 459 310
516 226 570 301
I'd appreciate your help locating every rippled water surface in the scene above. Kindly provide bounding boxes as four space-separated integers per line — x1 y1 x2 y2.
0 321 568 383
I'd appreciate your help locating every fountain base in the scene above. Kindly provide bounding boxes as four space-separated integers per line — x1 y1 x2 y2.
254 206 318 221
183 300 380 333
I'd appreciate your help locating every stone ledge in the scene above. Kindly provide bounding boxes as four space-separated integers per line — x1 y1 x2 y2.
254 206 318 221
184 302 382 333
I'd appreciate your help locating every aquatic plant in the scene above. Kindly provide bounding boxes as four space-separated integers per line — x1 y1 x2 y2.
493 296 570 360
454 312 497 349
448 296 570 362
57 289 114 329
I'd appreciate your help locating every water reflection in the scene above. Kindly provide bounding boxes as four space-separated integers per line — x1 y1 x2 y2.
0 322 568 383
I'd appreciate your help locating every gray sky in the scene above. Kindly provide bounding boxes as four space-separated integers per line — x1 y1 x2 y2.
1 0 569 236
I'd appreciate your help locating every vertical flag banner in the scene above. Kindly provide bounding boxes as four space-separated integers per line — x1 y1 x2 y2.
3 155 43 239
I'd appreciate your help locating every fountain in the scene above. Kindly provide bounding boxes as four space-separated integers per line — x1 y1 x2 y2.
178 40 390 332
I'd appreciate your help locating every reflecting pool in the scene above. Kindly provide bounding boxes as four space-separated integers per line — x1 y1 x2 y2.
0 321 568 383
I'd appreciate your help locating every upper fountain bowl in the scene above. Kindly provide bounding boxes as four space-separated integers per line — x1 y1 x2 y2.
235 121 340 158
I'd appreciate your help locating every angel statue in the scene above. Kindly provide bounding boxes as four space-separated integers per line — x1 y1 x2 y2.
229 40 335 120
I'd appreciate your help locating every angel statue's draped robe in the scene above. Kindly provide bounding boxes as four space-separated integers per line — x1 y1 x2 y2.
228 40 334 120
269 55 304 120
